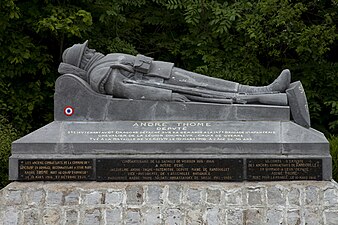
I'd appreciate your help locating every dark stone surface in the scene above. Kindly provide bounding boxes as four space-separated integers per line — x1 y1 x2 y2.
286 81 311 128
10 155 331 181
18 159 94 181
11 121 329 155
54 74 290 122
96 158 243 182
9 120 331 181
8 72 331 182
247 158 323 181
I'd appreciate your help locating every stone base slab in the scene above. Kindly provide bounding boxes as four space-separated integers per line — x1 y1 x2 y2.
1 181 338 225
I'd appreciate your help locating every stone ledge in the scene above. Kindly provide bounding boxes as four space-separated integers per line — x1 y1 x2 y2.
1 181 338 225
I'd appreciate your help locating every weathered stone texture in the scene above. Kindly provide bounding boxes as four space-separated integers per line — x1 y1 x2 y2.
165 208 183 225
84 191 103 205
1 181 338 225
23 208 39 225
105 207 122 224
105 190 123 205
247 187 266 206
126 208 141 225
142 207 161 225
206 188 221 204
64 191 80 205
64 209 79 225
126 185 144 205
146 185 163 204
42 207 61 225
45 190 63 206
168 184 182 205
186 188 202 205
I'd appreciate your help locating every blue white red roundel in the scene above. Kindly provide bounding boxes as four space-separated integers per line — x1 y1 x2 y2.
64 106 74 116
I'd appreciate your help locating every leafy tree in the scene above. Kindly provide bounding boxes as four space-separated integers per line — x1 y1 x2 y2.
2 0 336 134
0 0 92 134
0 115 18 188
330 135 338 181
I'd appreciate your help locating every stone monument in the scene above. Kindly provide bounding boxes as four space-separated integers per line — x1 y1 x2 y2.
2 41 337 225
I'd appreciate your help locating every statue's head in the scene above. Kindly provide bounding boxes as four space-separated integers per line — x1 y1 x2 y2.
62 40 100 70
62 40 90 69
59 40 102 82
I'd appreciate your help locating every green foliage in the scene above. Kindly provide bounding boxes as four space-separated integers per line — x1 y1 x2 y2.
330 136 338 181
0 1 93 133
37 7 92 38
0 115 19 188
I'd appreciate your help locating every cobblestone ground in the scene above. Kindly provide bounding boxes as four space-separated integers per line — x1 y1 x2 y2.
1 181 338 225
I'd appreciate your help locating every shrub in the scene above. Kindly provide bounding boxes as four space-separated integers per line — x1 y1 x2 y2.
0 115 19 188
330 135 338 182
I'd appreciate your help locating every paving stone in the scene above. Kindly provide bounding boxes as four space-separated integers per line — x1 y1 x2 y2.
227 208 243 225
168 185 182 205
82 208 101 225
323 188 338 207
287 209 301 225
126 186 144 205
225 188 243 206
147 185 163 204
324 210 338 225
186 208 203 225
304 207 322 225
45 190 63 206
305 186 320 205
5 190 23 205
266 208 284 225
65 209 79 225
165 208 183 225
0 207 3 224
105 190 123 205
64 191 80 205
23 209 39 225
26 189 45 206
206 189 221 204
105 208 122 224
126 209 141 225
143 207 162 225
267 186 285 206
244 208 265 225
42 208 61 225
287 187 300 207
186 188 202 205
205 208 221 225
3 207 20 225
247 187 265 206
84 191 103 205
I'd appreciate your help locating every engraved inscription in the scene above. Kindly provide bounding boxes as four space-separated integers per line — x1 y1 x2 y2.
247 159 322 181
96 158 243 181
64 121 279 143
18 159 94 181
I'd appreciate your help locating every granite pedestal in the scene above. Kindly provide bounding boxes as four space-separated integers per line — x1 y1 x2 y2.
8 74 332 181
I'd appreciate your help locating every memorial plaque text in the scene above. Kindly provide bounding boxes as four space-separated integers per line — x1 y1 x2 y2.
18 159 94 181
96 158 243 181
247 159 322 181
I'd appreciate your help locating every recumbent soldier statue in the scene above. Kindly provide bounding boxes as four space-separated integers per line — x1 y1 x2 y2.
58 40 291 106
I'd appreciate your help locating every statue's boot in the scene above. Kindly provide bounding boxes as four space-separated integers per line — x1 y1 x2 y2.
238 69 291 94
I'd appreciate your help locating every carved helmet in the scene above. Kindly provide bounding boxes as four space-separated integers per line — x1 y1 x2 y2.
62 40 88 68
